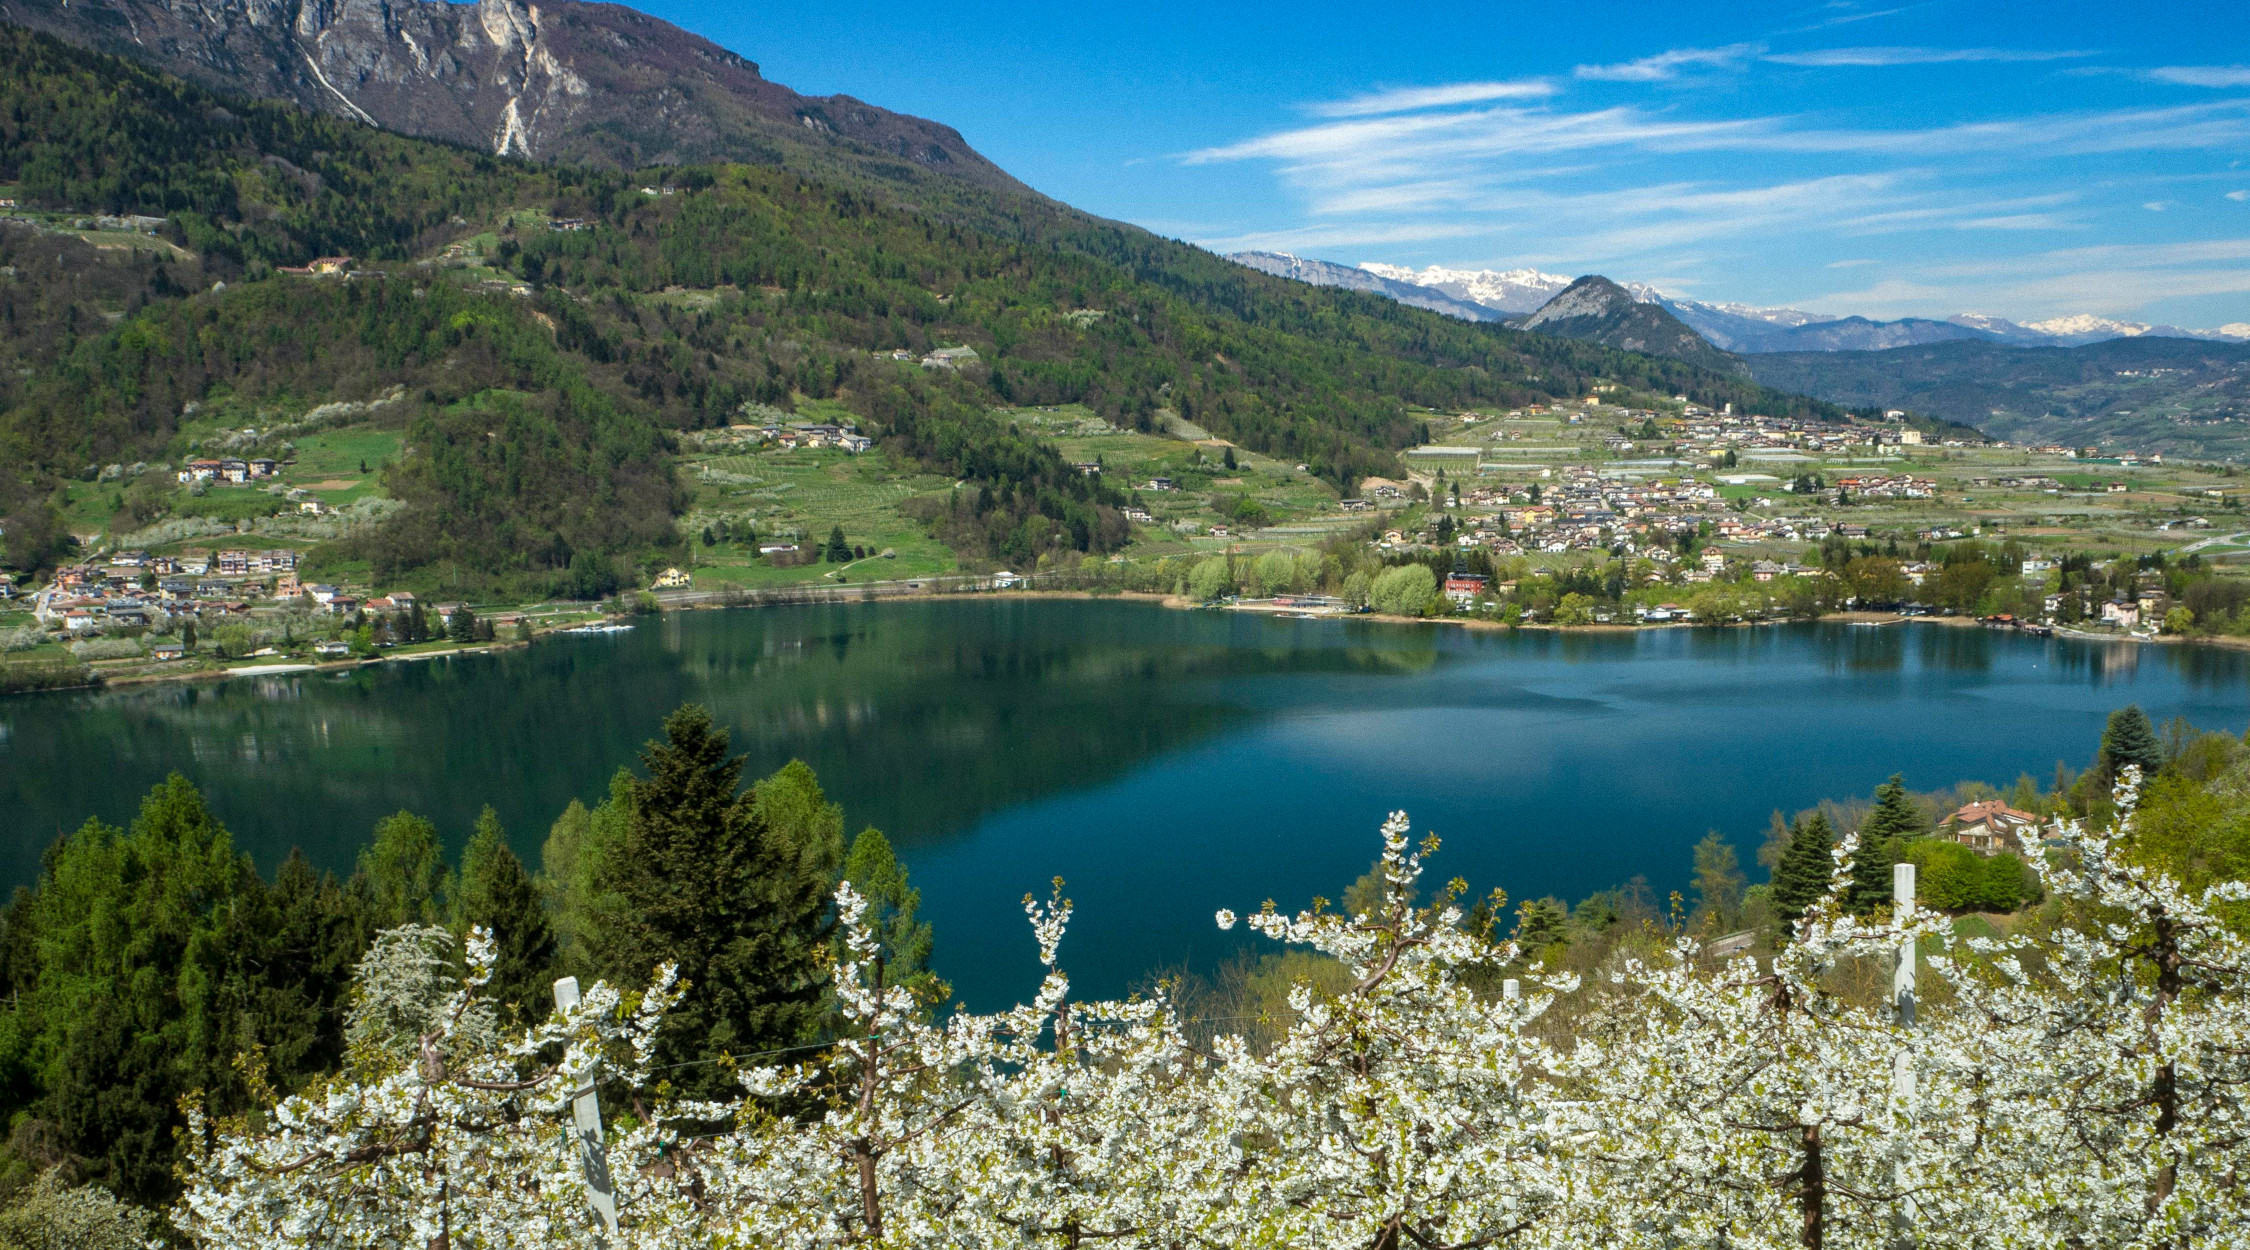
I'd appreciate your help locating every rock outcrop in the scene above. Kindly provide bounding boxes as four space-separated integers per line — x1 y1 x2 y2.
0 0 1031 192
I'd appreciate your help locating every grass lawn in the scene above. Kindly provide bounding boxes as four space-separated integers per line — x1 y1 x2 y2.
171 490 290 522
278 427 402 505
58 482 121 536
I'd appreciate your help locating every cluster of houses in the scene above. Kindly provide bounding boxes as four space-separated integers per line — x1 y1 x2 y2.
721 420 872 453
869 345 982 371
1669 406 1957 456
178 457 280 484
1378 470 1730 561
1826 474 1939 500
274 256 356 277
29 547 498 660
30 548 351 636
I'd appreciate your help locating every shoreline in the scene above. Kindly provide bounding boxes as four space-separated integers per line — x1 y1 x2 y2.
9 587 2210 697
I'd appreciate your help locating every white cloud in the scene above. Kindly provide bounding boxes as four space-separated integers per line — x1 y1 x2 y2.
1185 99 2250 185
1765 46 2094 67
1182 105 1767 176
1781 3 1921 34
1808 236 2250 319
1177 47 2250 326
2150 65 2250 88
1574 44 1764 82
1309 81 1556 118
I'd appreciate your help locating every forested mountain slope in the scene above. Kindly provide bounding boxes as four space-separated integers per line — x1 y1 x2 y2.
1518 275 1750 378
1748 336 2250 459
0 25 1845 591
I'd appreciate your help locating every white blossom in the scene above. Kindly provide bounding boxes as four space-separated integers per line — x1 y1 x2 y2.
175 797 2250 1248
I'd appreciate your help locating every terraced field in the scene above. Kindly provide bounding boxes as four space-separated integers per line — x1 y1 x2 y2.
679 445 962 586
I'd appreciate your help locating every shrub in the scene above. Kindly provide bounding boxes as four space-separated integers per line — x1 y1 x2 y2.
1368 564 1435 615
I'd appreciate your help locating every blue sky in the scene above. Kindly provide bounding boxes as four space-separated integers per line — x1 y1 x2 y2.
639 0 2250 327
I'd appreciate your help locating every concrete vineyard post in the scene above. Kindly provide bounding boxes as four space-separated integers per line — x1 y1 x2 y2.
1892 861 1917 1247
553 976 620 1240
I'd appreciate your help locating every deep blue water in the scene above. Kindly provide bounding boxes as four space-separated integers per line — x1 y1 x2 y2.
4 601 2244 1008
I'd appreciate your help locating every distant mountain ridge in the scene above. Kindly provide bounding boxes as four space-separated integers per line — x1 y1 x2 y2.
1358 263 1572 314
1229 253 1506 323
0 0 1032 193
1746 336 2250 460
1517 275 1750 377
1232 251 2248 354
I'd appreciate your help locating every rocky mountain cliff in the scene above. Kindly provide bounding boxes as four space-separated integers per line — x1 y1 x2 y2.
1519 275 1748 377
0 0 1031 192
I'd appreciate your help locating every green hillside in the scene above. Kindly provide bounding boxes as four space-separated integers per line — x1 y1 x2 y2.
1748 337 2250 459
0 24 1848 593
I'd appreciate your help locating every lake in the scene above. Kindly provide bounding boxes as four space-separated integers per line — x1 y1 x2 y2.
4 600 2245 1008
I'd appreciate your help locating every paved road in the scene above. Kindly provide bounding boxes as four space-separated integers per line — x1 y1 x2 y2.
2177 530 2250 554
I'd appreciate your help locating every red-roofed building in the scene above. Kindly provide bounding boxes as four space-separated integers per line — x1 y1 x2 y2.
1947 800 2040 855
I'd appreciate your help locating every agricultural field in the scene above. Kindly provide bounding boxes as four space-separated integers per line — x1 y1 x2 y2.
677 441 963 588
273 428 402 505
1005 404 1352 555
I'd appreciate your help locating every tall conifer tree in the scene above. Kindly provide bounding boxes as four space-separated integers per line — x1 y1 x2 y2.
592 707 841 1095
452 807 557 1025
837 828 944 1006
2100 704 2163 782
1771 811 1837 931
1847 774 1920 914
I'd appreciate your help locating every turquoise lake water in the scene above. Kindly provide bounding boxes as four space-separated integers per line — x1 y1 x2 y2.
4 600 2245 1008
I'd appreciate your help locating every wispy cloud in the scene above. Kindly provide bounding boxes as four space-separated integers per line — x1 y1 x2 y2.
1186 99 2250 178
1574 44 1764 82
1812 237 2250 318
1766 46 2095 68
1176 41 2250 325
1781 3 1921 34
1309 81 1556 118
2150 65 2250 88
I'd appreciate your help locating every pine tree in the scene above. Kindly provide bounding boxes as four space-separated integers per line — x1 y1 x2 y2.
256 849 372 1084
592 707 842 1095
1512 897 1569 952
1846 774 1920 915
2100 704 2163 781
452 806 557 1025
446 605 477 644
825 525 850 563
836 828 945 1007
1770 811 1836 931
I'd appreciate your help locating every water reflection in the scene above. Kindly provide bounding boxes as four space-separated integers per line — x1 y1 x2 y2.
4 601 2249 998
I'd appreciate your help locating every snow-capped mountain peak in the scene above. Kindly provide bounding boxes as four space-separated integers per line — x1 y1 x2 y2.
2026 314 2155 338
1358 263 1573 314
1234 251 2250 353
